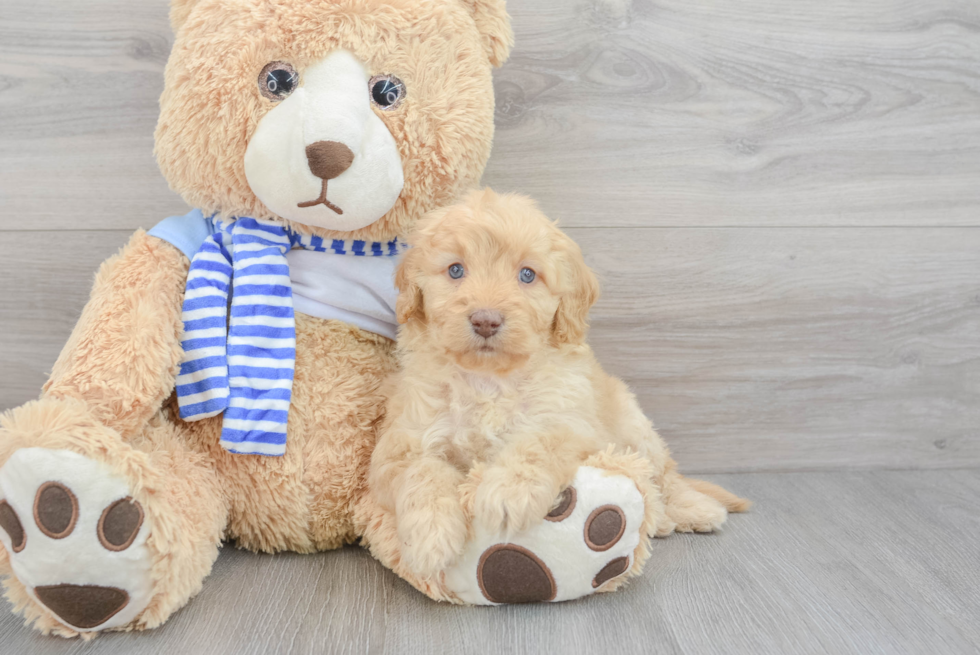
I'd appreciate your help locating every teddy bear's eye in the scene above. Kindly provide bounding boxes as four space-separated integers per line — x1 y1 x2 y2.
448 263 465 280
258 62 298 101
369 74 406 110
519 267 536 284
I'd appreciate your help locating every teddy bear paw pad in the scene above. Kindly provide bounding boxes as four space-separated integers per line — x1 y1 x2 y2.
445 466 645 604
0 448 154 631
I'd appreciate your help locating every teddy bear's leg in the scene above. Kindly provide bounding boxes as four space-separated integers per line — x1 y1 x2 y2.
357 450 664 604
0 230 217 636
41 230 190 441
0 400 227 637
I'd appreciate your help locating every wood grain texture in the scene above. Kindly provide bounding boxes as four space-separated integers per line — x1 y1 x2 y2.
488 0 980 227
2 0 980 230
582 226 980 472
1 470 977 654
0 0 185 231
2 228 977 472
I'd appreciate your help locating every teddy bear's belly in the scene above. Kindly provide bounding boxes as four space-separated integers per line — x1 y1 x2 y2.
174 313 397 553
290 313 398 549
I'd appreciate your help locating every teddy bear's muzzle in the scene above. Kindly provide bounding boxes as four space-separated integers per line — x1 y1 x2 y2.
243 49 405 231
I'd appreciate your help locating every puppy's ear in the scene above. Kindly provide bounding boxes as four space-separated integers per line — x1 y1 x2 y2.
395 246 425 324
551 240 600 346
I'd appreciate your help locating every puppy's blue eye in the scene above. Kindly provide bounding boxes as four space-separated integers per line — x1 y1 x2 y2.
448 263 465 279
519 267 536 284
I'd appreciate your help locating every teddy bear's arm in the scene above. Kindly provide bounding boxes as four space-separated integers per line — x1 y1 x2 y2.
41 230 190 439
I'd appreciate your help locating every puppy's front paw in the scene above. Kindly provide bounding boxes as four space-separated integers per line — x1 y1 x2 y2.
397 501 468 579
474 466 559 535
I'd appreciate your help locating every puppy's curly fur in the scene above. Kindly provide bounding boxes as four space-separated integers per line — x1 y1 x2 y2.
370 189 750 579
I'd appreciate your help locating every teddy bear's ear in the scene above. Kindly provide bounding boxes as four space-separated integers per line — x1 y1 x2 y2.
460 0 514 67
170 0 201 33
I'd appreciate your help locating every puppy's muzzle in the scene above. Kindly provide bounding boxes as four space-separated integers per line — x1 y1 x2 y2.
470 309 503 339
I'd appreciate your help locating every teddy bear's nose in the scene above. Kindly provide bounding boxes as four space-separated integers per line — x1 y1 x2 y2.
305 140 354 180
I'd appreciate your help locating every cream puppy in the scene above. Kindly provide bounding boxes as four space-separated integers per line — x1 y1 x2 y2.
369 189 749 579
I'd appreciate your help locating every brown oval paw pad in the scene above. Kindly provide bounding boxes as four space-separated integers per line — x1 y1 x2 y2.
34 584 129 629
33 482 78 539
545 486 577 522
477 544 557 604
592 556 630 588
98 497 144 552
0 500 25 552
584 505 626 552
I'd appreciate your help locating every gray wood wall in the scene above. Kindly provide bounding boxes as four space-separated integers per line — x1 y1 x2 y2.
2 0 978 474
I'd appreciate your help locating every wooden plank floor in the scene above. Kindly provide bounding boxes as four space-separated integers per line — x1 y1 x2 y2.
2 469 978 654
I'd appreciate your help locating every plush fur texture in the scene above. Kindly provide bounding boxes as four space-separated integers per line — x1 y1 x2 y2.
42 231 189 440
363 190 751 582
156 0 513 242
0 0 512 637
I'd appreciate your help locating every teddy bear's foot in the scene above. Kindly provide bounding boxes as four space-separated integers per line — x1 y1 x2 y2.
444 466 646 604
0 448 155 632
0 398 228 636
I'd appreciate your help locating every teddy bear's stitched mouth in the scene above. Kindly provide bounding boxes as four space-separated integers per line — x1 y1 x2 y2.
297 179 344 215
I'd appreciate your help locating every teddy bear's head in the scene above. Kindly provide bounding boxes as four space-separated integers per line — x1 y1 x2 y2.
155 0 512 241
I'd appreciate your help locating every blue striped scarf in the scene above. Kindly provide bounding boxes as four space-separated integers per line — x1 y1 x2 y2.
175 217 407 456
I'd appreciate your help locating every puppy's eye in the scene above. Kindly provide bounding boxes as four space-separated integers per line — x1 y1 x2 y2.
369 74 406 110
519 267 536 284
259 62 298 101
448 263 465 280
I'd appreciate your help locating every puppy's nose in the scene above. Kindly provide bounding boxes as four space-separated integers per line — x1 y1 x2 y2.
305 140 354 180
470 310 504 339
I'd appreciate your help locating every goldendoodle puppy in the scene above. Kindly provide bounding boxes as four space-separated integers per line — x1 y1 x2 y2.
370 188 749 578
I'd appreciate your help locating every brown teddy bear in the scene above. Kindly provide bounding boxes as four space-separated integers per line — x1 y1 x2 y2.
0 0 715 637
0 0 511 636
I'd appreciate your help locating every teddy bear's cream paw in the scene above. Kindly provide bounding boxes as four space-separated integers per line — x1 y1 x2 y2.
444 466 645 604
0 448 155 632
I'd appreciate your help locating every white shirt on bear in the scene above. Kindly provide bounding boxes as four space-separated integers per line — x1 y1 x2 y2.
287 248 398 340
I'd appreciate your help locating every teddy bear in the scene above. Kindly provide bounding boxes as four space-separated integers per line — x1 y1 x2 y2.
0 0 680 637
